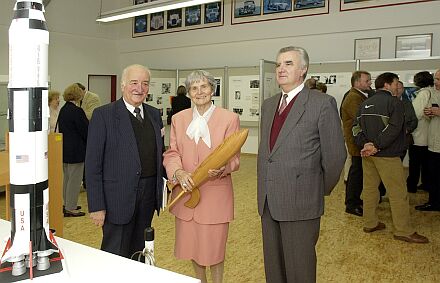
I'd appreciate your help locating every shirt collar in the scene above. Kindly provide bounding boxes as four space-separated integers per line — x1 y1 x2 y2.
282 83 304 105
123 98 144 118
354 87 369 97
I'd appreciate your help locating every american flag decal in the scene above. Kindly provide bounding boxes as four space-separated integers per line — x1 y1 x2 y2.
16 155 29 163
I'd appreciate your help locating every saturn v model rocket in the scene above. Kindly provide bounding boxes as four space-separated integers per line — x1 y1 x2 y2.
1 0 58 277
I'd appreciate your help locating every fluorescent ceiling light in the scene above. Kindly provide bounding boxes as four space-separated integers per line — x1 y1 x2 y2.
97 0 219 22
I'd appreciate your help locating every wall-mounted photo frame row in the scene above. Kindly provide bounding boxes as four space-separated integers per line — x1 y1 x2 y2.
231 0 328 25
354 34 433 60
340 0 433 12
133 1 223 37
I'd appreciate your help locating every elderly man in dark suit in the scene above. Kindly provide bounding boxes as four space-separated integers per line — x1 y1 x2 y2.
85 64 164 260
257 46 346 283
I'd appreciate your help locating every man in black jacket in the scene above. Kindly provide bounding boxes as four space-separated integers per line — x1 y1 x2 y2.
353 72 428 244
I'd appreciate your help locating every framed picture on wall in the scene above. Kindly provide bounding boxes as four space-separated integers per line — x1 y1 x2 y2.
294 0 326 11
340 0 434 11
150 12 165 31
354 37 381 60
232 0 328 24
134 15 148 33
395 34 432 58
205 1 222 23
132 0 224 37
263 0 292 15
185 5 202 26
233 0 261 18
167 9 183 29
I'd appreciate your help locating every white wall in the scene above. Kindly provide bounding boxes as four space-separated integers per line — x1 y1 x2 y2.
0 0 121 92
2 0 439 92
116 0 440 68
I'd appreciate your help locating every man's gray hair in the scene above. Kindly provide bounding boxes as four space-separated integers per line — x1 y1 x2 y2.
277 46 309 79
121 64 151 87
185 70 217 93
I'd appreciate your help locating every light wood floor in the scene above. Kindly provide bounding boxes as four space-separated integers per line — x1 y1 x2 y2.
1 154 439 282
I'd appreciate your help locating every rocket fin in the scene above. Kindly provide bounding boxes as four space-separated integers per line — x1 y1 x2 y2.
37 228 58 254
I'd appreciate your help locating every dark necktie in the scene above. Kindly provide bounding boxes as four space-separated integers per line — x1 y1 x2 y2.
134 107 143 123
279 93 288 114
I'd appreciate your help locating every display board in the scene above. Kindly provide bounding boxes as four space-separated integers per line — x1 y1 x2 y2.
260 60 279 101
147 69 177 121
308 60 357 109
307 72 352 108
228 75 260 122
146 78 175 120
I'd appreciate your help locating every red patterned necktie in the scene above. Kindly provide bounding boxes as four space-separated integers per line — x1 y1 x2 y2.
279 93 288 114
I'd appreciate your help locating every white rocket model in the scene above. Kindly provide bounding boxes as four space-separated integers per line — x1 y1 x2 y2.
1 0 58 277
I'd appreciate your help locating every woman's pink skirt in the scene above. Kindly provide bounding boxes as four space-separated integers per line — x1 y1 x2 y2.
175 217 229 266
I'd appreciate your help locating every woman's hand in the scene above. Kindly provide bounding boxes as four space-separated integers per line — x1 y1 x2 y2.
208 166 226 178
174 169 194 192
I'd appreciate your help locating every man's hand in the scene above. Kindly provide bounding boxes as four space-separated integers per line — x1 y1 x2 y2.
430 106 440 117
360 142 378 157
90 210 106 227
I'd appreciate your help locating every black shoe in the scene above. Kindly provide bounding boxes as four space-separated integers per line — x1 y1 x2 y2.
63 205 82 213
64 210 86 217
415 203 440 211
417 184 429 192
345 206 363 216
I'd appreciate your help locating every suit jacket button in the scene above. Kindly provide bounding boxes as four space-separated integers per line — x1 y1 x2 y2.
136 171 140 175
268 159 273 163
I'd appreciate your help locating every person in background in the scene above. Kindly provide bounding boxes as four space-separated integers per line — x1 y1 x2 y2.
407 71 434 193
58 84 88 217
416 69 440 211
167 85 191 125
304 77 317 89
163 70 240 283
86 64 165 260
48 90 60 133
341 70 372 217
76 82 101 121
353 72 428 244
257 46 346 283
395 81 418 159
76 82 101 190
316 82 327 93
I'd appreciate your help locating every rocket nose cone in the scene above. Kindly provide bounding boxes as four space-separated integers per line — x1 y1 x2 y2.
239 128 249 140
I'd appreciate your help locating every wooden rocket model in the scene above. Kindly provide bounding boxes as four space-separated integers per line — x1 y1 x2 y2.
167 128 249 209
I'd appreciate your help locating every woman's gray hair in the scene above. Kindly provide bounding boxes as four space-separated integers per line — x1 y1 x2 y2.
185 70 217 94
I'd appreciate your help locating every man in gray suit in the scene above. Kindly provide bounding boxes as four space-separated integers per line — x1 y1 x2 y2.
257 46 346 283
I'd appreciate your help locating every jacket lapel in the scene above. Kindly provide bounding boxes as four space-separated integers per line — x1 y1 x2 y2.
269 89 307 156
115 99 141 167
142 103 162 151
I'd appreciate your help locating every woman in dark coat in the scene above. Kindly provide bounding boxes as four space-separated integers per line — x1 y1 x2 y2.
58 83 88 216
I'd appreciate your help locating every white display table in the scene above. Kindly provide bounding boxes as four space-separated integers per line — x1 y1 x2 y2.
0 219 200 282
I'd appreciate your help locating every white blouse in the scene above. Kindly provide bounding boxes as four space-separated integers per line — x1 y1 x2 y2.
185 103 216 148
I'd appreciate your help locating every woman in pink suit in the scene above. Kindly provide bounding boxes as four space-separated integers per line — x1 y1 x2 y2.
163 70 240 283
